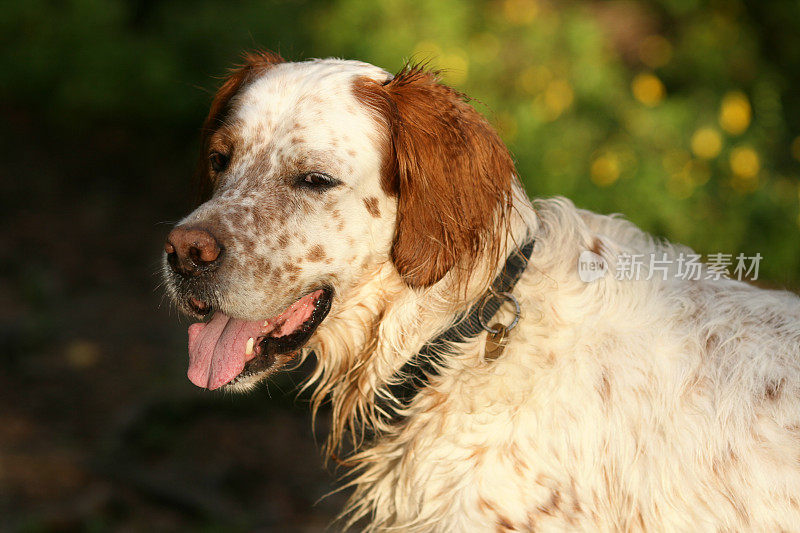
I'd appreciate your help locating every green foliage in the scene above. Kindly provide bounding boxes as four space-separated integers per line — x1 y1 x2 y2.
3 0 798 284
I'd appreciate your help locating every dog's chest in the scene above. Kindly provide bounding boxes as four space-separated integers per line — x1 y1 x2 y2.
365 348 606 531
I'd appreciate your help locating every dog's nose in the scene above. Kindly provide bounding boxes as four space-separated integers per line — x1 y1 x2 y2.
165 226 222 277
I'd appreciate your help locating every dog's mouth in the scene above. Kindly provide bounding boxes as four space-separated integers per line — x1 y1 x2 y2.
185 287 333 390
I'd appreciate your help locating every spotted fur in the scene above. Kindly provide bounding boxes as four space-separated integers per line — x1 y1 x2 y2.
165 55 800 532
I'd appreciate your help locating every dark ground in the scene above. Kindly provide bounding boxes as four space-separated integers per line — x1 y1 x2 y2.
0 108 346 532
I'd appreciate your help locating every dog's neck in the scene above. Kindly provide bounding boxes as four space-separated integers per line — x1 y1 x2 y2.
303 184 537 455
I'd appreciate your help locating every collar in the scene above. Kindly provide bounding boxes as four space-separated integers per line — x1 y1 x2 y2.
384 238 535 418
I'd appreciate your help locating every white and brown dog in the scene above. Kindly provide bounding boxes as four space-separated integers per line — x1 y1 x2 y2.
163 51 800 531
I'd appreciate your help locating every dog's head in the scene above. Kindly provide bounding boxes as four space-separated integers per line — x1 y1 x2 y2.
162 52 515 391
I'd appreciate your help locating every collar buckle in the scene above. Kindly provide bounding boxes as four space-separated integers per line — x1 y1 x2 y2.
478 290 521 335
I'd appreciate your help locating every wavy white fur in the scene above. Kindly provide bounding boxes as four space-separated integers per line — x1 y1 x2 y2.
307 189 800 531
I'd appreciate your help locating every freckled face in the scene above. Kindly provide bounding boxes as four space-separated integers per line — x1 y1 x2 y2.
177 63 397 321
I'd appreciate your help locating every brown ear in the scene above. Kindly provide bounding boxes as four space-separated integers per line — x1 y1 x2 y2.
355 66 516 288
195 50 285 203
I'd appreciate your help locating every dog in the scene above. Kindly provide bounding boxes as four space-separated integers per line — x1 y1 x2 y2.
163 51 800 531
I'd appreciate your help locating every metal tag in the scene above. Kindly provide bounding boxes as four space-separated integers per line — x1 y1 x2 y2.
484 323 508 360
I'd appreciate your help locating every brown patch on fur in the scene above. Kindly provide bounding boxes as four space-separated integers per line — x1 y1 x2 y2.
525 511 538 530
537 490 562 516
598 370 611 404
467 445 488 462
705 333 720 356
729 449 739 464
420 389 449 418
682 373 711 401
478 497 494 513
711 457 750 526
635 510 645 529
363 196 381 218
569 477 582 517
277 234 290 249
765 378 785 401
732 497 750 526
255 256 272 276
505 442 529 475
477 498 514 532
306 244 326 262
195 50 284 203
495 516 514 532
590 238 605 256
353 66 516 287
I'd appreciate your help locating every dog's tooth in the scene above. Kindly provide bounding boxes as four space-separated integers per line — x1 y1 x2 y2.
245 337 255 356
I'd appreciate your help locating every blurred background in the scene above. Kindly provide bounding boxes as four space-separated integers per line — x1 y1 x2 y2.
1 0 799 530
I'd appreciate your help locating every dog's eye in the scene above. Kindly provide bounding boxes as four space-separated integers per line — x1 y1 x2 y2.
209 152 229 172
299 172 340 189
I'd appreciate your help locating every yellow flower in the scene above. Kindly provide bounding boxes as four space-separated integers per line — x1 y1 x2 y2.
667 172 693 199
632 73 665 106
543 79 574 120
690 128 722 159
517 65 551 94
730 146 760 178
412 40 442 62
719 91 751 135
411 42 468 85
666 160 709 199
729 146 760 194
591 153 620 187
502 0 539 25
440 50 469 85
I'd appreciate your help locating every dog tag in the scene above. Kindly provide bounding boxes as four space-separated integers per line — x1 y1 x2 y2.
485 324 508 360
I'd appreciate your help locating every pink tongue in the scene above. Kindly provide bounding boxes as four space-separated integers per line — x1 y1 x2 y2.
187 313 263 390
186 290 323 390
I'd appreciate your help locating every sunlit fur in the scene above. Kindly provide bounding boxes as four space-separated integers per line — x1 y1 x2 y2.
306 192 800 532
167 56 800 531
